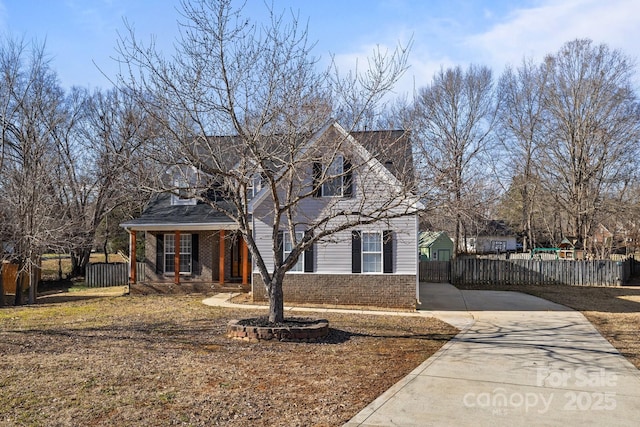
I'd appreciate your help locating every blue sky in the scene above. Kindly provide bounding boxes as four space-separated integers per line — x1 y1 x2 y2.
2 0 640 95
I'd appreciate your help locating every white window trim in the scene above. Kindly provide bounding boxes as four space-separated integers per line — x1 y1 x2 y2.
361 231 383 274
283 231 304 273
164 233 192 275
247 173 263 200
320 154 344 197
171 178 197 206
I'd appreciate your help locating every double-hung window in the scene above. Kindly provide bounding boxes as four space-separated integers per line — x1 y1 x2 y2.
321 155 344 197
361 231 383 273
246 173 263 200
352 230 392 274
313 155 353 198
283 232 304 272
164 233 192 274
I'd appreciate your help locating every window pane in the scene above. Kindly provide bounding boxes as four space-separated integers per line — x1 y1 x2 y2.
283 232 304 272
321 155 343 196
361 232 382 273
363 233 381 252
363 254 382 273
165 234 175 252
165 254 175 273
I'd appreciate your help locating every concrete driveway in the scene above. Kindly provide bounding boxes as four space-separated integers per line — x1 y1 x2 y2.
345 283 640 426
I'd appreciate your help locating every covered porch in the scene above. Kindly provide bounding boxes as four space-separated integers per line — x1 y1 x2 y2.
123 225 251 289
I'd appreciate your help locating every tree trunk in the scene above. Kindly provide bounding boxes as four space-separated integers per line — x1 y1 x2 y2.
0 265 5 307
103 240 109 264
28 260 38 305
70 248 92 277
13 270 22 306
267 280 285 323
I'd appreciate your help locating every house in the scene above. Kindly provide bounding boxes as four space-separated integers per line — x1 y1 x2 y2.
419 231 453 261
121 121 420 309
465 220 518 253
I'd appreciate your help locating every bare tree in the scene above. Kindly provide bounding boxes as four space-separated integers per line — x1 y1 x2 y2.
0 37 67 304
49 87 155 276
539 39 640 251
495 59 548 251
116 0 413 322
413 65 497 255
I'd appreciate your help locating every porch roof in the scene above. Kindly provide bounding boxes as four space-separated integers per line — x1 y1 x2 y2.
120 193 240 231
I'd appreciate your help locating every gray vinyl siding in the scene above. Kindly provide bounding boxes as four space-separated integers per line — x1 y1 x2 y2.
250 124 418 275
253 215 417 274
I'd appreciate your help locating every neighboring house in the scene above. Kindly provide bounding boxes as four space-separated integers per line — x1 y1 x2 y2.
419 231 453 261
121 121 420 309
465 220 517 253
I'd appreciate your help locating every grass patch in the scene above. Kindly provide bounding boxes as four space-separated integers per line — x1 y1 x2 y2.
0 294 457 426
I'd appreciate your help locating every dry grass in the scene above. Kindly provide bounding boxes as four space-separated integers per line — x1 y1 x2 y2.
456 283 640 369
0 290 457 426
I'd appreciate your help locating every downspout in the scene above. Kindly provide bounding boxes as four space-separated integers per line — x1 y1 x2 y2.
415 214 420 308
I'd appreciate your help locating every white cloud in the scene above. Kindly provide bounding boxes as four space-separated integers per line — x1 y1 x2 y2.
465 0 640 73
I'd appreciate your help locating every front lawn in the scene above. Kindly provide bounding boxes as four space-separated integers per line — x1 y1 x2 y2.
0 291 457 426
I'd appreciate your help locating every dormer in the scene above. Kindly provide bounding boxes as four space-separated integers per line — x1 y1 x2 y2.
166 165 200 206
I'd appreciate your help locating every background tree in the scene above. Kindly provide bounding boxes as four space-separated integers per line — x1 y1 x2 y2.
538 39 640 251
116 0 413 322
413 65 497 255
495 59 548 251
49 87 155 276
0 37 67 304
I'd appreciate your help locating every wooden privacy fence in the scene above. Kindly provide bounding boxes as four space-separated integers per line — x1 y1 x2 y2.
449 258 630 287
85 262 145 287
1 263 30 294
419 261 450 283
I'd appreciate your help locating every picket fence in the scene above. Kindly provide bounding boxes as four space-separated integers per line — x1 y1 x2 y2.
85 262 145 287
420 258 632 287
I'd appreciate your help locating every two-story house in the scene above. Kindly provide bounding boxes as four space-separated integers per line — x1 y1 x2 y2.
121 121 420 309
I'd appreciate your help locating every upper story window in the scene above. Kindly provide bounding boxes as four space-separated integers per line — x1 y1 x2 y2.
171 178 197 206
246 173 263 200
321 155 344 197
313 155 353 198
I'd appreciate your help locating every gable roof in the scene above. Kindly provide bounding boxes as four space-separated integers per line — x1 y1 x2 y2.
249 120 418 209
419 231 452 248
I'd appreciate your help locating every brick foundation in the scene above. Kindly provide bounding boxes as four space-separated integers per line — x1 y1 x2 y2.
252 274 416 309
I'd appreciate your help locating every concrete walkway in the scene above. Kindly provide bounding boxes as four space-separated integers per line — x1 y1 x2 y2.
345 283 640 426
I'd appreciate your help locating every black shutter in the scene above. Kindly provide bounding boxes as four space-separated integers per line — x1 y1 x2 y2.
304 244 314 273
352 230 362 273
343 158 353 197
192 233 199 274
155 234 164 274
383 230 393 273
312 162 322 197
276 231 284 266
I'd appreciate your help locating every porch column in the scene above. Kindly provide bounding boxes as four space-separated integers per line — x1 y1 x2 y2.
174 230 180 285
241 236 249 286
219 230 225 285
129 230 137 284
